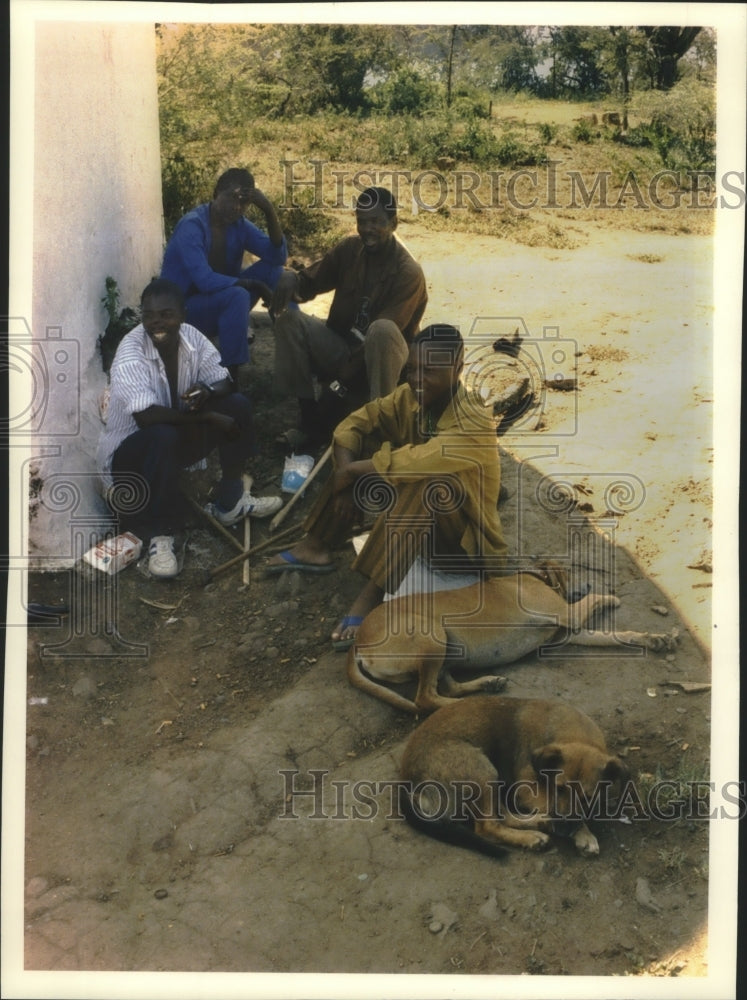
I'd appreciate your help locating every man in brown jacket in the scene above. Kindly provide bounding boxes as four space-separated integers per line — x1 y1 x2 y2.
270 186 428 448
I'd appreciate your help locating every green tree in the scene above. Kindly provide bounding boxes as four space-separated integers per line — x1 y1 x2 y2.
640 26 703 90
682 27 716 84
266 24 395 113
538 24 703 99
467 26 539 93
546 26 608 96
415 25 459 107
593 27 653 128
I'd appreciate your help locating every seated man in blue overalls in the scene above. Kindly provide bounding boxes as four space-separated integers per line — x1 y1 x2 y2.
161 167 288 389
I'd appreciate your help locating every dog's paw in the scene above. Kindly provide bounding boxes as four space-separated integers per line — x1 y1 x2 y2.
646 628 680 652
573 826 600 856
482 674 508 693
524 830 551 851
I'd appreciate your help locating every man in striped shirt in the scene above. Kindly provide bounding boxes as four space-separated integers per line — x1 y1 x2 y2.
98 278 281 579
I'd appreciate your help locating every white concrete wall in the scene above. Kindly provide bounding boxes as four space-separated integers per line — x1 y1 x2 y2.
22 21 164 567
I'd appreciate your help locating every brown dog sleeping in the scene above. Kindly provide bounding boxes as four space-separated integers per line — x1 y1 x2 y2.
399 695 630 857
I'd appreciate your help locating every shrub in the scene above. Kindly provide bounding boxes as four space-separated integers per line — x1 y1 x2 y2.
451 95 491 120
161 152 220 237
571 119 596 143
98 277 139 374
537 121 558 144
616 124 652 148
376 124 412 163
278 189 342 259
631 79 715 174
376 68 439 115
456 119 498 163
492 131 546 167
382 115 459 168
250 83 293 119
375 114 546 170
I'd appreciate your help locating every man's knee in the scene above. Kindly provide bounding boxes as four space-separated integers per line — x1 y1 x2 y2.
136 424 181 454
212 392 253 427
111 425 181 482
242 260 284 291
187 283 250 322
273 309 306 347
365 319 406 349
365 320 408 367
364 320 408 396
220 286 252 331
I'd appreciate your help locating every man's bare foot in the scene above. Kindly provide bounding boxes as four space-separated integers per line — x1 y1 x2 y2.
331 580 384 647
265 536 334 571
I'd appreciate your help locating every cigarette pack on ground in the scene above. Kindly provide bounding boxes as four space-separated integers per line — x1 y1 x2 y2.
83 532 142 574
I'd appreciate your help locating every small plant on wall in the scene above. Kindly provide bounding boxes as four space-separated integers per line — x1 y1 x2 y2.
98 276 140 375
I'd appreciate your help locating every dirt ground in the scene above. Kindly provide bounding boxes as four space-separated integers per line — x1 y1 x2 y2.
15 218 726 994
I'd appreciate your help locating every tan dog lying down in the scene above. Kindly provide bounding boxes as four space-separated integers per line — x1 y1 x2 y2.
348 565 677 714
399 695 630 856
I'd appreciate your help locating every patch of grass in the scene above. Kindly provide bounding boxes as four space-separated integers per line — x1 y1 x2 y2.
627 253 664 264
657 845 687 872
520 223 582 250
636 757 711 819
489 95 606 127
186 101 717 258
586 345 629 362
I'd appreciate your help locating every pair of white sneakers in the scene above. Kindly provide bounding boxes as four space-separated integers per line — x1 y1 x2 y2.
148 490 283 579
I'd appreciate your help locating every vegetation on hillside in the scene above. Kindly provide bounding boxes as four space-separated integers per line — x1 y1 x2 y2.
155 22 716 248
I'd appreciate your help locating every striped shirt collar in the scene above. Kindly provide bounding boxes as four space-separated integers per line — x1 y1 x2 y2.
136 324 199 361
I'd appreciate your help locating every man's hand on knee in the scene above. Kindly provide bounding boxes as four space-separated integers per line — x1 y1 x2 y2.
270 269 301 316
237 278 273 306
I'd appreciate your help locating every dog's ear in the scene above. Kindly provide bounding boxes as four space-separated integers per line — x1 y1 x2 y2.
602 756 630 786
531 744 564 775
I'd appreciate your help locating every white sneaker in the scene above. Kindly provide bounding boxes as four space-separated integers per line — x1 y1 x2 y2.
210 491 283 526
243 493 283 519
148 536 179 578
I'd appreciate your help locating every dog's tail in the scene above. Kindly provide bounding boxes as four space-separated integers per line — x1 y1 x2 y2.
346 647 419 715
398 784 507 859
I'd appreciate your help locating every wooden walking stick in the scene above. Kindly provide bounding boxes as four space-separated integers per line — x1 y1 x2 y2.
242 474 252 585
186 495 244 552
269 445 332 533
200 521 304 586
